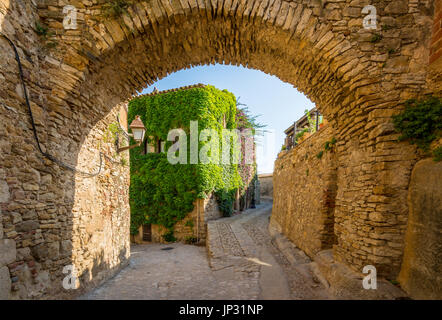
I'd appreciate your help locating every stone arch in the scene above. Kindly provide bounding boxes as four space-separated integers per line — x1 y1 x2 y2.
0 0 437 298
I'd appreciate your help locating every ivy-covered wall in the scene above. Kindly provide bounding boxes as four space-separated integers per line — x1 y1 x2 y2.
128 85 247 242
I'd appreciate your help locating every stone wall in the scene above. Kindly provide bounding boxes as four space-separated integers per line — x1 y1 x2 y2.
398 158 442 299
271 125 337 258
258 174 273 199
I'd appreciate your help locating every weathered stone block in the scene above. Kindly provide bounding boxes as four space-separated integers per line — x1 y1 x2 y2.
0 266 11 300
0 239 16 266
15 220 39 233
31 243 49 261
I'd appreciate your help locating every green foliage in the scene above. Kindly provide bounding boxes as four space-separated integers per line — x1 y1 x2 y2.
295 128 308 142
382 25 393 31
34 21 57 49
216 189 236 217
102 121 127 166
392 96 442 157
129 85 243 237
162 230 177 243
185 236 198 244
281 145 286 151
433 147 442 162
316 150 324 159
35 21 50 37
102 0 131 18
370 34 383 43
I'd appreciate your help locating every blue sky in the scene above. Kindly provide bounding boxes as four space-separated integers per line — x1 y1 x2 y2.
139 64 315 174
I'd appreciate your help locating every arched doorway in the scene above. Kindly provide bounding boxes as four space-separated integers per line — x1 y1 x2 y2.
0 0 436 298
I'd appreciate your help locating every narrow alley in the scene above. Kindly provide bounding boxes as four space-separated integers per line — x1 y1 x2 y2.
80 201 330 300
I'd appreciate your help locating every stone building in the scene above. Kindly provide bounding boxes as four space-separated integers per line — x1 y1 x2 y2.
128 84 255 244
132 195 221 244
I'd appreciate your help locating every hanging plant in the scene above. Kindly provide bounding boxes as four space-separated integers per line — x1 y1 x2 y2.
392 96 442 161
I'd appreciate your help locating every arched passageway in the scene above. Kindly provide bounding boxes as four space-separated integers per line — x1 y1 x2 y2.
0 0 438 298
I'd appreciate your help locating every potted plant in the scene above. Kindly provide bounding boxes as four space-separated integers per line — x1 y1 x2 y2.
296 128 308 143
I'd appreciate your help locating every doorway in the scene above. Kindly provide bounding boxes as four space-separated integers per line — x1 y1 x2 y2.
143 224 152 242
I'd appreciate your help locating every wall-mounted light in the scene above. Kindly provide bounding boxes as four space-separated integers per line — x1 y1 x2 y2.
116 115 146 153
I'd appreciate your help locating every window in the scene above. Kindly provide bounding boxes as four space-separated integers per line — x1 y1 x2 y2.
143 137 155 154
156 139 165 153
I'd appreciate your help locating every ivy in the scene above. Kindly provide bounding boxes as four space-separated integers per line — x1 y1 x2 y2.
128 86 244 239
35 21 50 37
215 189 236 217
324 137 337 151
392 96 442 160
236 98 265 132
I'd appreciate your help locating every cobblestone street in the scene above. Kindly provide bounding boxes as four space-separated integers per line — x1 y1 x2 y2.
81 201 330 300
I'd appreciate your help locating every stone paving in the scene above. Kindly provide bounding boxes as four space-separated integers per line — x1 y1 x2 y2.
208 202 330 300
81 201 330 300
